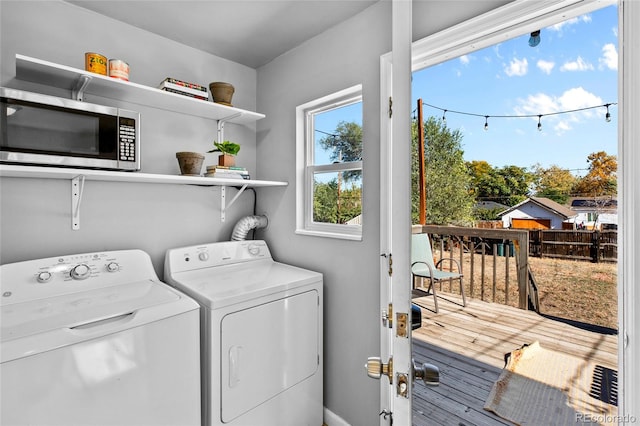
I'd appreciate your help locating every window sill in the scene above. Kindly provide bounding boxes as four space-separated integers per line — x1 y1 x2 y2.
295 228 362 241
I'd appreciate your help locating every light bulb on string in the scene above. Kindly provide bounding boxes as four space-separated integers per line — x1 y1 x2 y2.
421 101 616 134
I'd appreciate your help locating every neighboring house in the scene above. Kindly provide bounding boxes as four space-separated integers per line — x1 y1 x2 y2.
569 197 618 230
498 197 577 229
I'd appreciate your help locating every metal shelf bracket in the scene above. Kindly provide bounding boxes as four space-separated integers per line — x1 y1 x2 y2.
220 184 248 222
216 113 243 142
72 74 92 101
71 175 86 230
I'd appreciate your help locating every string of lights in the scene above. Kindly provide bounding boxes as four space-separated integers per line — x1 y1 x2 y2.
419 101 617 132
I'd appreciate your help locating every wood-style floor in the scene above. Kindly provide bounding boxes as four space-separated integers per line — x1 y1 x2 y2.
410 292 618 426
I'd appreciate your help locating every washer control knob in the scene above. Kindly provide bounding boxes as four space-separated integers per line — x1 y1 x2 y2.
106 262 120 272
198 252 209 261
247 243 261 256
70 264 91 280
37 271 52 283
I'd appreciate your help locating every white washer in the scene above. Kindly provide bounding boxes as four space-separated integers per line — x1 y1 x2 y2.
164 240 323 426
0 249 201 426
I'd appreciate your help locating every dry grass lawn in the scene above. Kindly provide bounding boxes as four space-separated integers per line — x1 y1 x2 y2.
424 249 618 330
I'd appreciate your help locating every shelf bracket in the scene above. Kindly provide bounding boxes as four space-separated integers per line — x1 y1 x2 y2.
220 184 248 222
217 113 243 142
71 175 86 230
72 74 92 101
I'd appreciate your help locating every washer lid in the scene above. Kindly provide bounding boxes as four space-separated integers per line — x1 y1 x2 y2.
1 280 187 345
167 259 322 309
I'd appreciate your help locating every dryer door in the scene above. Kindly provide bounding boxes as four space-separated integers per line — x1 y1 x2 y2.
220 289 320 423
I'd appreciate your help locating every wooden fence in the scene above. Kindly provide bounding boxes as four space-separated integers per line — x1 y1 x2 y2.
412 225 538 311
528 230 618 263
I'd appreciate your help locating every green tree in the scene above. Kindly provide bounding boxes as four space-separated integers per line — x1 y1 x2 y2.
317 121 362 181
412 116 474 225
314 121 363 224
467 161 533 207
573 151 617 197
496 165 534 206
531 164 577 204
313 175 362 225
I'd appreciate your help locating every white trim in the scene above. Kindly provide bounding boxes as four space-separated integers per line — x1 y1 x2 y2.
295 228 362 241
619 0 639 419
378 51 393 426
295 84 363 240
412 0 615 71
387 0 414 424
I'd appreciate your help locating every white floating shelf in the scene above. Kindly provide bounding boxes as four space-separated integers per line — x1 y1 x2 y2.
0 164 287 188
1 165 287 226
15 54 265 124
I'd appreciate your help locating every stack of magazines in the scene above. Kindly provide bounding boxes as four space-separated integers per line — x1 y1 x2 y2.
205 165 250 180
159 77 208 100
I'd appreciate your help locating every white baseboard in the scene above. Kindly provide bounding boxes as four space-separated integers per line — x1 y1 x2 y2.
323 407 351 426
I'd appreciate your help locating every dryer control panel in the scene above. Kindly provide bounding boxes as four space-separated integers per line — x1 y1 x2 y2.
165 240 272 274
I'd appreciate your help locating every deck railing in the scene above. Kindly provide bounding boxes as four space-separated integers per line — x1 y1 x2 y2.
412 225 535 310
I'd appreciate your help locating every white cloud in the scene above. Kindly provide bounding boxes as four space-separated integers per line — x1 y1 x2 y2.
537 59 555 75
504 57 528 77
599 43 618 70
459 55 470 65
549 14 592 33
493 44 503 60
560 56 594 72
514 87 604 135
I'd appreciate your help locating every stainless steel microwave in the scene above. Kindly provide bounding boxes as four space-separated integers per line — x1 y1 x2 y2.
0 87 140 171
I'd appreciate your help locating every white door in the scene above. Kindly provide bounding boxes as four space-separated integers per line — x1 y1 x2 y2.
373 1 414 424
377 0 640 424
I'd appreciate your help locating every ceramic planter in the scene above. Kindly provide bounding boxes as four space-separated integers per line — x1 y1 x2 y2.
176 152 205 176
218 154 236 167
209 82 235 106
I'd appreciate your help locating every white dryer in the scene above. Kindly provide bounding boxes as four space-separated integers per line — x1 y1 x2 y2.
164 240 323 426
0 249 201 426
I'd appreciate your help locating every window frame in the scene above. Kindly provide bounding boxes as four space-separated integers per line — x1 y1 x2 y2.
295 84 363 240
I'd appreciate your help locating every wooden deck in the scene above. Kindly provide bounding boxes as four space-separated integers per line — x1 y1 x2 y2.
410 292 618 426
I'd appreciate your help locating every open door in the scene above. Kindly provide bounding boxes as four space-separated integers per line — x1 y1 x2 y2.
368 1 436 424
373 1 639 424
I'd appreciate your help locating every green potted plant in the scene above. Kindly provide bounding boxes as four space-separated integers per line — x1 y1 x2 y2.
208 140 240 167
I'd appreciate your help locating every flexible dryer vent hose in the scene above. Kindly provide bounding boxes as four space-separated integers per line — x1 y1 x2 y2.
231 215 268 241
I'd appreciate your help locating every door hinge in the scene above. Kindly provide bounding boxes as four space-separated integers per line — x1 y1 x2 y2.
388 96 393 118
379 409 393 425
381 253 392 276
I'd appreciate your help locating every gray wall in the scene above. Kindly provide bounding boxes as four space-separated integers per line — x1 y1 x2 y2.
0 0 260 278
256 3 390 423
256 1 508 424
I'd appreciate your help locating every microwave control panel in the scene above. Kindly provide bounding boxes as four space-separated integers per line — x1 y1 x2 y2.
118 117 137 162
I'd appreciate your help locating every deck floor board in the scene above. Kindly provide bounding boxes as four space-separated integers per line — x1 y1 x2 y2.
411 293 618 426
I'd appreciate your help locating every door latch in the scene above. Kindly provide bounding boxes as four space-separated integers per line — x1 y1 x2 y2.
382 303 393 328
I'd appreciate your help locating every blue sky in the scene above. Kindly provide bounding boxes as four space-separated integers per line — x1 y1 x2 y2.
412 4 618 177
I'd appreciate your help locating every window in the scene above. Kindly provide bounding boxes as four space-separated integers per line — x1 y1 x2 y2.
296 85 363 240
